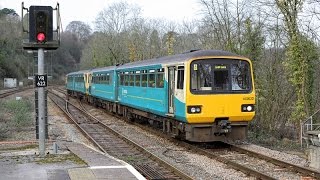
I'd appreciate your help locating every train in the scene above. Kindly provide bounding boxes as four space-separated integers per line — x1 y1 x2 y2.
66 49 255 142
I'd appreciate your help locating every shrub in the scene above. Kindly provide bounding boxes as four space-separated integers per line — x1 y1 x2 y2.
1 98 33 128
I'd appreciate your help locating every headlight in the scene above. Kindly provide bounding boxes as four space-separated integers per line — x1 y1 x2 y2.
188 106 201 114
241 104 254 112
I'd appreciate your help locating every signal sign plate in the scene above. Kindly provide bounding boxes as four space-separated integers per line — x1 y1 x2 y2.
35 75 47 87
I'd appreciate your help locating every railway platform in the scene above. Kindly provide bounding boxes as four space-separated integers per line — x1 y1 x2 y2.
0 141 145 180
62 142 145 180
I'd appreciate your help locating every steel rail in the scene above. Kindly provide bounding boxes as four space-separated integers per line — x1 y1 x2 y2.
128 122 320 180
48 90 193 180
230 145 320 179
76 100 273 179
77 101 192 180
48 91 107 154
132 123 275 180
0 87 30 98
59 87 320 180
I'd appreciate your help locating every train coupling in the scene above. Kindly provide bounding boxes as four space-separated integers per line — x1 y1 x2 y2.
216 119 231 135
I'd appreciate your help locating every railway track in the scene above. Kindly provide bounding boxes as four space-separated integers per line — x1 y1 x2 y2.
0 88 28 98
133 123 320 179
134 122 320 180
196 143 319 180
48 90 192 180
228 144 320 179
52 87 320 179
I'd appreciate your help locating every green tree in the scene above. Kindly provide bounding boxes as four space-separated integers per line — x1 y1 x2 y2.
276 0 318 128
242 18 265 62
0 8 30 84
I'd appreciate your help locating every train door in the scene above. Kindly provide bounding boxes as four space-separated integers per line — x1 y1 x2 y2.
113 71 121 113
168 67 175 114
88 74 92 94
115 71 120 102
84 73 90 95
83 74 87 94
72 75 75 90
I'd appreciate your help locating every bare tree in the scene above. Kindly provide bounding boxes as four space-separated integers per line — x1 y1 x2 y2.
66 21 92 41
95 2 141 34
198 0 251 53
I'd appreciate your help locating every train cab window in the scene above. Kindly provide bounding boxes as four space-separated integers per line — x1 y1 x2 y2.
156 73 164 88
231 64 250 90
135 74 141 86
191 63 212 91
190 59 251 93
177 66 184 89
213 65 229 90
141 74 147 87
148 74 155 87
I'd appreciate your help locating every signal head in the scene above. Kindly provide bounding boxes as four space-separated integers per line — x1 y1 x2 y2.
28 6 53 43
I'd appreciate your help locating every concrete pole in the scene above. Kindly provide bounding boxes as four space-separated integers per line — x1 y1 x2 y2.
38 48 46 157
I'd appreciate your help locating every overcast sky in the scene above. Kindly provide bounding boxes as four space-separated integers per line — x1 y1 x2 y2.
0 0 202 30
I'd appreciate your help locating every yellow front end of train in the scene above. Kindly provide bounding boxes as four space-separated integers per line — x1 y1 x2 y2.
184 56 255 142
186 94 255 123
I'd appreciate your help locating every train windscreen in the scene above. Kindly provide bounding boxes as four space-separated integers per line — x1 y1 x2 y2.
190 59 252 94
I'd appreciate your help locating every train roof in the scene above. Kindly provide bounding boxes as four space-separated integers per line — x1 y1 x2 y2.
66 69 90 76
66 49 245 75
91 66 115 73
115 49 243 70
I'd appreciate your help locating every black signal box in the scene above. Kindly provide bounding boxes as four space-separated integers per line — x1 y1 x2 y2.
22 3 60 50
29 6 53 43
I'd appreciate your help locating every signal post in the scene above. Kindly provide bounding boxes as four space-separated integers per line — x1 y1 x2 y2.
22 2 60 157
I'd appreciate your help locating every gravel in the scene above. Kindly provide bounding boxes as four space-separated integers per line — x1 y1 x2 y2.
82 104 253 179
238 144 309 167
80 102 315 179
2 88 311 179
47 99 95 148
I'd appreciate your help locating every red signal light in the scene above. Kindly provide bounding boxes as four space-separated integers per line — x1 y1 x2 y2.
37 32 46 42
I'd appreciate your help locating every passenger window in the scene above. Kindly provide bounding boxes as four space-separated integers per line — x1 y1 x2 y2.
106 75 109 85
156 73 164 88
177 66 184 89
135 74 141 86
148 74 155 87
141 74 147 87
124 75 129 86
129 75 134 86
120 74 124 86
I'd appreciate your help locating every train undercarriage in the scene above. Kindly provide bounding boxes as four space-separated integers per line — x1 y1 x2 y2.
67 90 248 142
